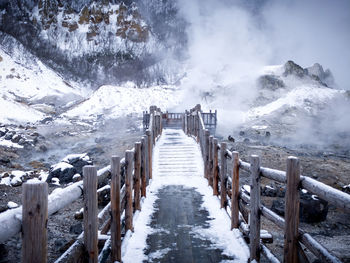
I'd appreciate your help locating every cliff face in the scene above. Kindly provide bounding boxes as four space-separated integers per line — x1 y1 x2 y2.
0 0 186 86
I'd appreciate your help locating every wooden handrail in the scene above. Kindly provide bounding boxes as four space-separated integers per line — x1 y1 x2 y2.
184 104 348 263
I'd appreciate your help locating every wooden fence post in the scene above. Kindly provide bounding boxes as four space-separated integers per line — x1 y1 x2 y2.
110 156 121 262
220 142 228 209
204 130 210 179
231 151 240 229
208 135 213 186
250 155 261 262
83 166 98 263
134 142 141 211
125 150 134 232
213 138 219 196
22 181 48 263
141 136 147 197
146 130 152 180
284 157 300 263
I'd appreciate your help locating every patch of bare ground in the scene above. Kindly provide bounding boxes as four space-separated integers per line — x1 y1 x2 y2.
228 141 350 262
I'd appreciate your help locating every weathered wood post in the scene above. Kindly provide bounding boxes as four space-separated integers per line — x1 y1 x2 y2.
83 166 98 263
204 130 210 179
22 180 48 263
284 156 301 263
220 142 228 209
208 135 213 186
213 138 219 196
141 136 147 197
110 156 121 262
134 142 142 211
125 150 134 232
250 155 261 262
231 151 240 229
146 130 152 180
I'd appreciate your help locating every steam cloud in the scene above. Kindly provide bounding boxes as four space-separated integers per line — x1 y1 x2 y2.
175 0 350 148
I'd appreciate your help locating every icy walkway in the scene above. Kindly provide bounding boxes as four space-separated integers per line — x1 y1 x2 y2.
122 129 249 263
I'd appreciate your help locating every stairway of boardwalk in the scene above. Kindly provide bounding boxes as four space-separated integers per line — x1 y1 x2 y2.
156 129 200 177
143 129 236 263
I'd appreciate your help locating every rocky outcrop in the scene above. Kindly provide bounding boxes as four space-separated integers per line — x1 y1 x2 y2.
46 153 92 184
271 190 328 223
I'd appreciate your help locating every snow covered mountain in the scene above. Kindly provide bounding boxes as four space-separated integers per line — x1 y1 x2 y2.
0 0 186 85
0 33 86 124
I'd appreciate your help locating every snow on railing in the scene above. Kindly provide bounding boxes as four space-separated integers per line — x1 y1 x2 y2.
185 104 348 263
0 106 163 263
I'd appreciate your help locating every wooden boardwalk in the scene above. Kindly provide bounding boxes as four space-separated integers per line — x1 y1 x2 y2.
122 129 249 263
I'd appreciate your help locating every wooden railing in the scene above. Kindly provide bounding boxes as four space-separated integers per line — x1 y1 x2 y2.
185 104 349 263
0 106 163 263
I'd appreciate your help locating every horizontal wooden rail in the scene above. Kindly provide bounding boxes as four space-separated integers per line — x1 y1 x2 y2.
185 104 348 263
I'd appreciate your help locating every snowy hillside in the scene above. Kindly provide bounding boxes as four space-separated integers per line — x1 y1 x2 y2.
64 82 180 120
0 35 87 124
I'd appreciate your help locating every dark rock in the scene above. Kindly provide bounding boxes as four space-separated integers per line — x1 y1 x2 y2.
4 132 14 140
40 117 53 124
0 204 8 213
47 162 77 184
300 190 328 223
0 243 8 260
271 199 285 216
305 63 334 87
283 60 306 78
0 128 8 137
262 185 277 197
63 154 92 175
228 135 235 143
265 131 271 137
69 223 82 234
342 184 350 194
258 75 285 91
0 157 11 165
243 138 250 143
18 138 26 145
239 131 245 136
39 145 48 152
11 134 21 143
271 191 329 223
47 154 92 184
54 238 68 252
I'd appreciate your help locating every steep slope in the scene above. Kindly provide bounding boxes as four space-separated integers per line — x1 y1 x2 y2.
0 0 186 85
0 34 86 124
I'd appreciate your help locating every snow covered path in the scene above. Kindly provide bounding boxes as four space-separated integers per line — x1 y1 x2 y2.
122 129 249 262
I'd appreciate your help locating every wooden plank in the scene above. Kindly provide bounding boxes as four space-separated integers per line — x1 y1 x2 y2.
284 157 300 263
141 136 147 197
125 150 134 232
213 138 219 196
134 142 142 211
220 142 227 209
110 156 121 263
250 155 261 262
22 181 48 263
231 151 240 229
83 166 98 263
146 130 152 180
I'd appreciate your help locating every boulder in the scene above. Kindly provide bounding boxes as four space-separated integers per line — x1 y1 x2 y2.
47 162 77 184
62 153 92 175
271 190 328 223
299 190 328 223
47 153 92 184
0 127 8 137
